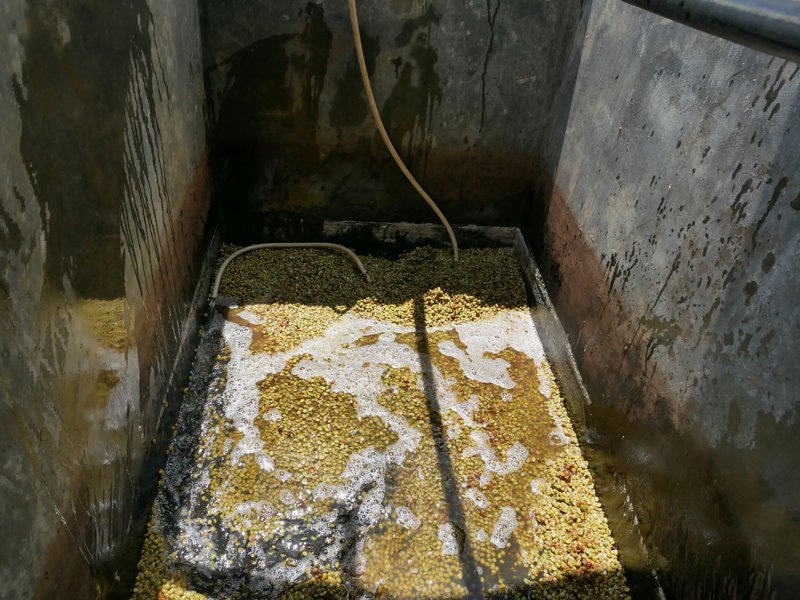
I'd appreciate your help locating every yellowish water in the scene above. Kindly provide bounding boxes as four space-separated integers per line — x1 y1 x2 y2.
133 248 629 600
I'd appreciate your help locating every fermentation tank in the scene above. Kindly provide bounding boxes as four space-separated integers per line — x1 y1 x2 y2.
0 0 798 599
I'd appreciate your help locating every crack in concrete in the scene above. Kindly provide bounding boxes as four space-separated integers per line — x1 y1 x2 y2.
480 0 501 132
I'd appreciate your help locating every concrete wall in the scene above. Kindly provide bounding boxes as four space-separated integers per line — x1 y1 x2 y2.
536 0 800 596
201 0 588 243
0 0 211 597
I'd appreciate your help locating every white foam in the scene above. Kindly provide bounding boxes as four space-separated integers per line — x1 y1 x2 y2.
466 488 489 509
263 408 282 422
233 501 276 524
166 309 559 589
548 426 569 446
490 507 518 549
274 469 292 482
530 478 547 495
312 512 336 536
437 339 514 388
462 431 529 487
236 309 264 324
438 523 459 556
453 312 552 398
395 506 421 530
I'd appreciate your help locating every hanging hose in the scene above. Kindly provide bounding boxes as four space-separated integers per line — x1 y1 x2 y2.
347 0 459 262
210 243 371 308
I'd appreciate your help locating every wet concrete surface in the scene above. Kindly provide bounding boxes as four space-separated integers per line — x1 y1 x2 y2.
533 0 800 596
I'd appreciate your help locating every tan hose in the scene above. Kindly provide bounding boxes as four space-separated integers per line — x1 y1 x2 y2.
347 0 459 261
211 243 371 305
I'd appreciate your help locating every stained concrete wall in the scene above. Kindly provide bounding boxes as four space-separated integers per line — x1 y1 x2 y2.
0 0 211 598
536 0 800 596
201 0 587 243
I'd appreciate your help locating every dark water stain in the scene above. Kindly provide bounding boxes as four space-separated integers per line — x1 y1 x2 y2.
755 329 776 358
640 314 680 370
743 280 758 307
696 296 722 342
395 3 442 47
751 176 789 249
212 2 333 243
0 191 24 253
761 252 775 273
329 31 380 131
12 0 130 300
382 4 444 175
731 178 753 224
762 60 788 113
10 1 208 598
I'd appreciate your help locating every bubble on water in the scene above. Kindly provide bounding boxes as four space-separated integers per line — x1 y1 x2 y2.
312 483 335 501
395 506 421 530
475 528 488 543
466 487 489 509
438 523 459 556
252 454 272 473
351 538 367 575
490 507 518 549
312 512 336 536
548 427 569 446
358 483 384 525
233 501 276 527
501 391 513 402
274 469 292 482
236 309 264 325
262 407 282 422
530 478 547 495
279 489 296 506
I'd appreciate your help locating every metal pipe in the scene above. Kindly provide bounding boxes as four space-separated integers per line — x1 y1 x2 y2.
620 0 800 63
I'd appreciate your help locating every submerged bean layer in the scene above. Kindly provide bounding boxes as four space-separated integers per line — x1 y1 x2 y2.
133 248 629 600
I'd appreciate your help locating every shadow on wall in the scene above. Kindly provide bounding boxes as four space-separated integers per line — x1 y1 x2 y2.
206 0 543 244
210 2 451 244
1 0 209 598
210 2 334 243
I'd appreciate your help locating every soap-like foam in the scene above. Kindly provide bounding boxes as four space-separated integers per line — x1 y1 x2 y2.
438 523 459 556
530 478 547 495
160 309 562 591
466 488 489 509
279 489 296 506
395 506 421 530
462 431 529 487
490 507 518 549
437 339 514 388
